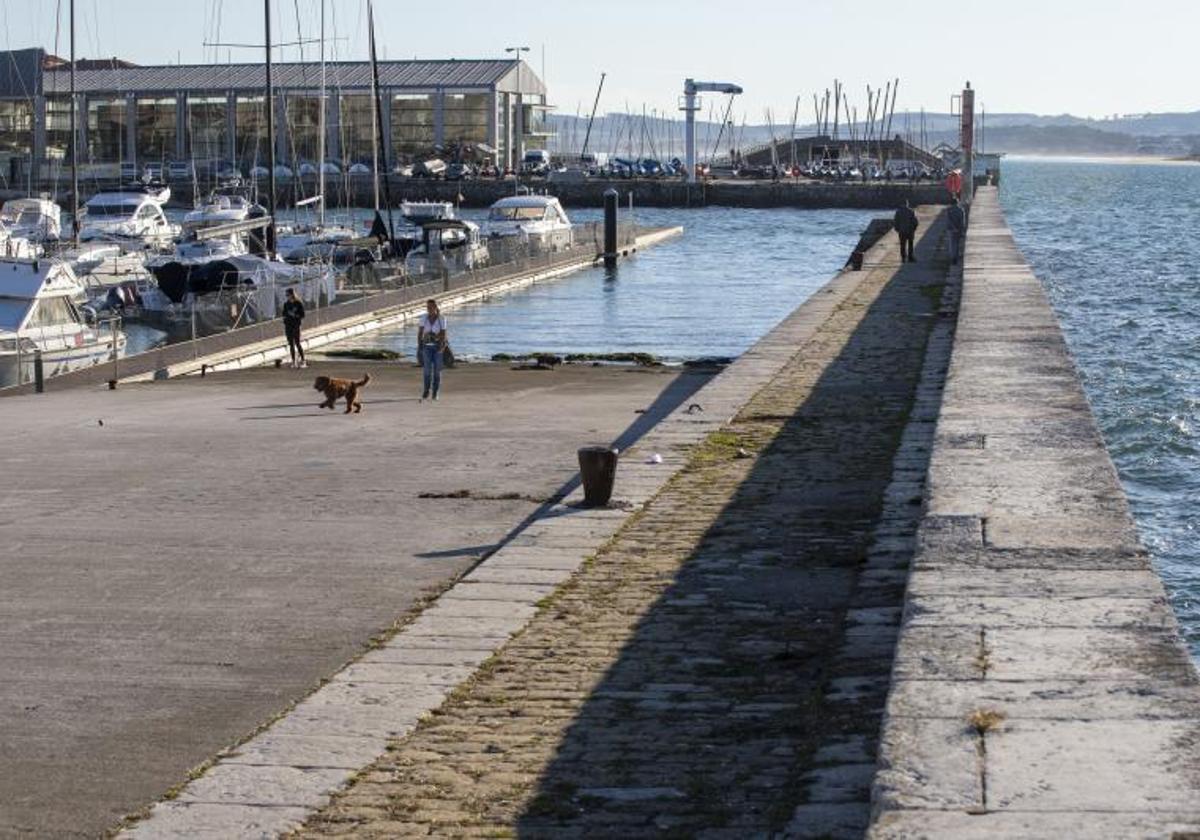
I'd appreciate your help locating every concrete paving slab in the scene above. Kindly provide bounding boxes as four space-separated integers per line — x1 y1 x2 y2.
176 763 351 807
123 803 312 839
870 809 1200 840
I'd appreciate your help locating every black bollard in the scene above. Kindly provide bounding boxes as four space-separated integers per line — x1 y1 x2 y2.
578 446 619 507
603 188 619 269
33 350 43 393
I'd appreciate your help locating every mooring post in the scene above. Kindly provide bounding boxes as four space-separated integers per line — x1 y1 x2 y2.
603 188 619 269
33 349 43 393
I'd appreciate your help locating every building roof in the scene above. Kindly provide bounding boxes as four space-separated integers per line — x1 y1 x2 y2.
38 58 545 97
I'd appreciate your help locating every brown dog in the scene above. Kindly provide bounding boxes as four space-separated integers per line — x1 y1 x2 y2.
314 374 371 414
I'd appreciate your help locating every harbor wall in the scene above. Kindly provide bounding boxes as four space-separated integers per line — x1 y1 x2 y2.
867 187 1200 836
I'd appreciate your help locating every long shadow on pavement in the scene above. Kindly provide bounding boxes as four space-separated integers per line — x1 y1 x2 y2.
512 217 950 837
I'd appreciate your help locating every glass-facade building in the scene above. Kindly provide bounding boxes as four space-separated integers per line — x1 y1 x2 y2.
0 49 553 185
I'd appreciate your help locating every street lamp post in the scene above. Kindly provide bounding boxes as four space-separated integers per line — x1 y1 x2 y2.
505 46 530 175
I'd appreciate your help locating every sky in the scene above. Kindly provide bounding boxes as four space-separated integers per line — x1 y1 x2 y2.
7 0 1198 121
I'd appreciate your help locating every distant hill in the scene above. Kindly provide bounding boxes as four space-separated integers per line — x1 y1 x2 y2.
546 110 1200 159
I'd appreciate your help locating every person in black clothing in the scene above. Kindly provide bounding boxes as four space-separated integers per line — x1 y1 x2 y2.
947 197 967 265
893 200 919 263
282 288 306 369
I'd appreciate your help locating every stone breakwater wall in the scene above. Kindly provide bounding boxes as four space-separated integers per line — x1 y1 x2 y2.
867 186 1200 838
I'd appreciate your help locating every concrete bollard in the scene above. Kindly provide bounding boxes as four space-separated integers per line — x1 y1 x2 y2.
603 188 619 269
578 446 619 507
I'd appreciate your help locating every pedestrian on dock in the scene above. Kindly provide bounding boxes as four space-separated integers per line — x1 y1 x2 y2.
282 288 306 369
418 299 448 401
894 200 919 263
947 198 967 265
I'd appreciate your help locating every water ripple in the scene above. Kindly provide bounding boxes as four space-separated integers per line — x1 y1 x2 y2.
1002 158 1200 658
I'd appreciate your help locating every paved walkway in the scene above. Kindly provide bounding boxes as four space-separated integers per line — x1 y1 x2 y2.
868 188 1200 838
270 210 953 838
0 363 706 838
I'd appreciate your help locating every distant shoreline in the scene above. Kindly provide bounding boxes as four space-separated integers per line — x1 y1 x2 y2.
1004 153 1200 165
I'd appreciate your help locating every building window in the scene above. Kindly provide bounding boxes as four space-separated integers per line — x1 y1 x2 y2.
0 100 33 156
285 94 321 166
235 95 266 169
136 97 177 162
186 96 227 164
443 93 489 154
338 94 374 167
45 96 73 162
86 97 127 163
391 94 433 159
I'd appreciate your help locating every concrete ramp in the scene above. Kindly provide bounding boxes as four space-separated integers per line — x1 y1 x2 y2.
869 187 1200 837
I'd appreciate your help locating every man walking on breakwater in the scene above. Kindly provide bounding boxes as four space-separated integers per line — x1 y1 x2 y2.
947 197 967 265
893 200 919 263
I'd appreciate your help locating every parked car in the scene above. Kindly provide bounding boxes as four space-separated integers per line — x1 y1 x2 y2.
347 161 372 175
392 163 414 177
445 162 475 181
321 160 341 175
215 160 242 180
273 164 294 179
413 159 447 179
143 162 165 182
119 161 138 182
296 160 319 177
520 149 551 176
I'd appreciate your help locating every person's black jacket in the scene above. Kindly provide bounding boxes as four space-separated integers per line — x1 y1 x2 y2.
893 206 919 236
282 299 305 327
947 204 966 233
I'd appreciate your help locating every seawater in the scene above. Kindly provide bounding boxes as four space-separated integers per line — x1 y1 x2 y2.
329 205 876 361
1001 157 1200 657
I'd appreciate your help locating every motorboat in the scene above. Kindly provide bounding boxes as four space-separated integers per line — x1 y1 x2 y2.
0 198 62 257
276 222 364 266
182 189 254 236
143 254 335 332
484 195 574 250
0 257 126 387
404 219 489 276
79 186 178 245
393 200 456 256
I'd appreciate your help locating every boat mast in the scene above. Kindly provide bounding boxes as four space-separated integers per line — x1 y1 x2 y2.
264 0 276 256
69 0 79 246
317 0 326 227
579 72 605 163
367 1 395 242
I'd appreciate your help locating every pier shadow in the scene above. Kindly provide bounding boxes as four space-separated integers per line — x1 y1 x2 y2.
511 216 951 837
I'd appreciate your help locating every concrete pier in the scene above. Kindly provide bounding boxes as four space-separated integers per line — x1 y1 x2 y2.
7 190 1200 837
868 187 1200 837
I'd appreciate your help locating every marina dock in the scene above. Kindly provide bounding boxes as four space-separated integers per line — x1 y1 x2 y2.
0 224 680 396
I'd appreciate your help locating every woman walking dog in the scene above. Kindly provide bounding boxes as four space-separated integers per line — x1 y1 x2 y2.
417 299 448 401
